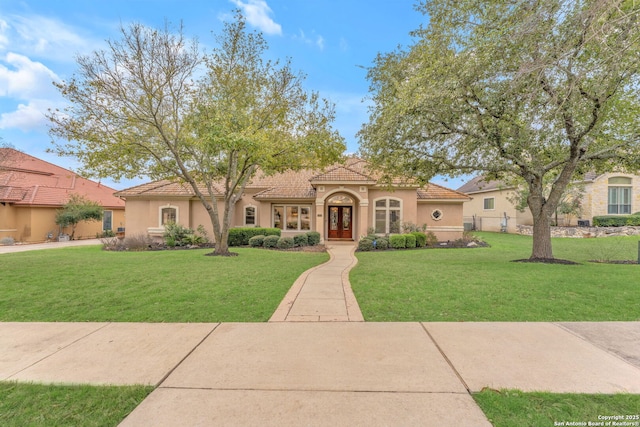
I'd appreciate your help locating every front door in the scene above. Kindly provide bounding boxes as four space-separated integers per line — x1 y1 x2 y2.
328 206 352 239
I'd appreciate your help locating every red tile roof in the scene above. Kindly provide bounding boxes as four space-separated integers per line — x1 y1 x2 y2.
0 148 124 208
417 183 470 200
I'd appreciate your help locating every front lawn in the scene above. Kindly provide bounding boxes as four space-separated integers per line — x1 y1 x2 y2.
351 232 640 321
0 246 328 322
473 389 640 427
0 382 153 427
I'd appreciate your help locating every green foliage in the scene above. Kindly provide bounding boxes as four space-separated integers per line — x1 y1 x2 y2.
425 232 438 247
412 232 427 248
293 234 308 247
54 194 103 239
276 236 294 249
228 227 281 246
263 235 280 248
359 0 640 260
376 237 389 250
163 222 196 247
358 238 375 252
389 234 406 249
248 235 265 247
403 233 417 248
48 12 345 256
593 215 640 227
306 231 321 246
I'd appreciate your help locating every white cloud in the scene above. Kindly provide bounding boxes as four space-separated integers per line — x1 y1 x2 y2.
0 53 60 99
230 0 282 35
0 100 53 132
294 29 325 51
0 13 98 62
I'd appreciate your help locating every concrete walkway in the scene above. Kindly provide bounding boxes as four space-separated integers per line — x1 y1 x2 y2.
270 242 363 322
2 241 640 425
0 238 102 254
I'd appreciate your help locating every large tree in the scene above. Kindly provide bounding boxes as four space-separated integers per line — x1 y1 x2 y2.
49 12 345 255
359 0 640 260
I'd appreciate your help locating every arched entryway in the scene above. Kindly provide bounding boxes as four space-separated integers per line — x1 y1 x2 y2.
327 194 355 240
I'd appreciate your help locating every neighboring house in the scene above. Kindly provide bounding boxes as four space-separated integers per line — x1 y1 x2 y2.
457 172 640 232
115 157 470 242
0 148 125 243
457 176 532 233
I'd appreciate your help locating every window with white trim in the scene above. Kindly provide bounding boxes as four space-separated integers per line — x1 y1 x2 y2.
483 197 495 210
374 198 401 234
244 206 256 226
608 177 632 214
273 205 311 231
160 206 177 225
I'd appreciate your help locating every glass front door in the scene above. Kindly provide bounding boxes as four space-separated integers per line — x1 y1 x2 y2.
327 206 352 239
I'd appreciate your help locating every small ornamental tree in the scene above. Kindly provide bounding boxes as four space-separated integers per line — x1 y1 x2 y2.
55 194 103 239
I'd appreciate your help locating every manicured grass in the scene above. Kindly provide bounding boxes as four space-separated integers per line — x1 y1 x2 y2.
0 246 328 322
351 232 640 321
0 382 153 427
473 389 640 427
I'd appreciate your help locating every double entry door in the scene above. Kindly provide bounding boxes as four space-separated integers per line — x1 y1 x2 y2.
327 206 352 239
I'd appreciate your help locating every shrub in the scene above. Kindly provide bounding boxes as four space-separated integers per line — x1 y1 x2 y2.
358 238 375 251
294 234 308 247
376 237 389 250
96 230 115 238
228 227 281 246
404 233 417 248
182 233 205 246
276 236 294 249
306 231 321 246
592 215 640 227
412 232 427 247
1 237 15 246
248 235 265 247
263 235 280 248
425 231 438 247
162 222 194 247
390 234 406 249
123 233 153 251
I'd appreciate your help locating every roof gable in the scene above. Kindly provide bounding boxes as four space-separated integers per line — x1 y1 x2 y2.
0 148 124 208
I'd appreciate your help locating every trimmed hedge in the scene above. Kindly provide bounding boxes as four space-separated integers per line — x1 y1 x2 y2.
593 215 640 227
376 237 389 250
248 235 265 247
263 235 280 248
294 234 308 247
228 227 281 246
412 232 427 248
390 234 406 249
276 236 294 249
358 238 375 251
306 231 321 246
404 233 417 248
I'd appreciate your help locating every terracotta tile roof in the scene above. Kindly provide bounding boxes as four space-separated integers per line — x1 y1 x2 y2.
310 165 375 182
254 186 316 199
418 183 470 200
0 148 124 208
117 156 463 201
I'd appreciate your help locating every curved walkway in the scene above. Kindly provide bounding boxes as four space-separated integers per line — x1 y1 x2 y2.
270 242 363 322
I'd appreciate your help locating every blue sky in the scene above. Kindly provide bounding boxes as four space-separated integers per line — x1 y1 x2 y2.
0 0 463 190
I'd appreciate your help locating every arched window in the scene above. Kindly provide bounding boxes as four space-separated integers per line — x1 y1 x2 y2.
327 194 354 205
608 177 632 214
374 198 402 234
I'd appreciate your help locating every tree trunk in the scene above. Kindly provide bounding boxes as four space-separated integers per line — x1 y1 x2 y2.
530 212 553 260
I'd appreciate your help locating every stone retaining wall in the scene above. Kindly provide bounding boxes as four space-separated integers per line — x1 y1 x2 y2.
517 225 640 238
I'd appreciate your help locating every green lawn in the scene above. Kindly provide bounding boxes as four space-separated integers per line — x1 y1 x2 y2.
351 232 640 321
473 389 640 427
0 246 328 322
0 382 153 427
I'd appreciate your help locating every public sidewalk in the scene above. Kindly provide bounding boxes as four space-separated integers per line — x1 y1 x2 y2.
2 241 640 425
